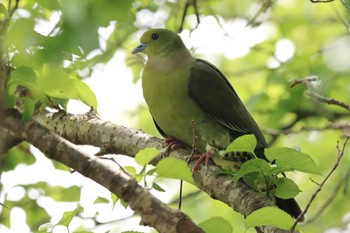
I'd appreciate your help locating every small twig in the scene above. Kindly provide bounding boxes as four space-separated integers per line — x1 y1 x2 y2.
265 121 350 138
306 168 350 223
290 76 318 88
306 91 350 111
188 119 197 164
179 120 198 210
310 0 335 3
246 0 273 27
290 137 349 232
99 155 133 178
9 0 20 17
291 76 350 112
309 177 320 186
178 0 200 33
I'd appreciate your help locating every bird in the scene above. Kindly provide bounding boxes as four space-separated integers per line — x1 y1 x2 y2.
132 28 302 221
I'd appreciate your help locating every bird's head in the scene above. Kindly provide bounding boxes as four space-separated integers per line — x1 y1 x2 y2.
132 29 187 57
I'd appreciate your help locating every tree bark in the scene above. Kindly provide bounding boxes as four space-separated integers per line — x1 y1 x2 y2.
1 110 298 233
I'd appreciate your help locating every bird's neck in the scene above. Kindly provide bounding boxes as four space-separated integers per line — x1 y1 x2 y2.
146 49 193 72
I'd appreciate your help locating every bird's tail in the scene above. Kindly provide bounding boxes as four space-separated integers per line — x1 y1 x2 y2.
276 197 304 222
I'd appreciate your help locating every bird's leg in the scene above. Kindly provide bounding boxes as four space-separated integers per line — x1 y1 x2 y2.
191 144 217 171
163 137 183 156
191 151 212 171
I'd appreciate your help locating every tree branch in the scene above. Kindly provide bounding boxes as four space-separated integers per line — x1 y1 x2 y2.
31 110 297 233
290 77 350 112
290 137 349 232
0 110 204 233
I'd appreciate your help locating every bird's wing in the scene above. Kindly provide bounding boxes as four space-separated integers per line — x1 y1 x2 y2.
189 59 268 148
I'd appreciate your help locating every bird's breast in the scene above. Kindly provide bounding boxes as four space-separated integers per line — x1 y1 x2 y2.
142 59 230 152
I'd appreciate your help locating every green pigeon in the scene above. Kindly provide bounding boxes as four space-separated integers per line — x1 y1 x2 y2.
132 28 302 221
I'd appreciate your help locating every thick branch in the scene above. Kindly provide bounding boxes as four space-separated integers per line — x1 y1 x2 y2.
33 111 296 233
0 110 204 233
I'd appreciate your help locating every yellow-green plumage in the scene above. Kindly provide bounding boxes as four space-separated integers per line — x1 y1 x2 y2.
132 28 302 220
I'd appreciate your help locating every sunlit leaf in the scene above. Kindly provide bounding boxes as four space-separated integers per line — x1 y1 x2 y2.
57 208 78 226
156 157 195 185
199 217 233 233
135 147 159 166
73 79 97 109
244 207 294 230
265 147 320 174
225 134 257 154
93 196 110 204
50 186 81 202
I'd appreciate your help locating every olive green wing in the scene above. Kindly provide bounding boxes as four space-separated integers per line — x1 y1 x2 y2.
189 59 268 148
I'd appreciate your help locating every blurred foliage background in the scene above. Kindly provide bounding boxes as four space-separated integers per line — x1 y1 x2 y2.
0 0 350 232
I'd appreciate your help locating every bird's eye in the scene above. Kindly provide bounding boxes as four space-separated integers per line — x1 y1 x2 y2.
151 33 159 40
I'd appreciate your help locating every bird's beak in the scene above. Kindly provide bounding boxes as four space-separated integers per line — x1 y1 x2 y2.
132 43 147 54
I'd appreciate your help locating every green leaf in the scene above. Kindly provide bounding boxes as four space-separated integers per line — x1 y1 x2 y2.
272 177 301 199
93 196 110 204
0 3 8 17
135 147 159 166
152 182 166 192
22 97 35 121
244 207 294 230
38 64 78 99
233 158 271 182
7 66 39 95
72 79 97 109
156 157 195 185
225 134 257 154
57 208 78 226
265 147 320 174
124 166 142 182
37 0 60 10
124 166 137 176
51 186 81 202
111 193 118 206
199 217 233 233
3 143 36 171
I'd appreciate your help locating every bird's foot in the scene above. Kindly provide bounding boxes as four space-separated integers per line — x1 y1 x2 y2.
163 137 182 156
191 151 212 171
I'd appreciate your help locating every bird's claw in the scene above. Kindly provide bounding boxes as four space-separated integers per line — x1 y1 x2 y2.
191 152 212 171
163 137 182 156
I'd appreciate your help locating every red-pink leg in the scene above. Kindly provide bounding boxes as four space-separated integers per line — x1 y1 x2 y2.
164 138 182 150
163 137 182 156
192 152 212 171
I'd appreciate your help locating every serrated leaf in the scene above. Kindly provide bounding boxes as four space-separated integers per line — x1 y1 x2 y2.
57 208 78 226
244 207 294 230
272 177 301 199
135 147 159 166
156 157 195 185
199 217 233 233
265 147 320 174
233 158 271 182
152 182 165 192
225 134 257 154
